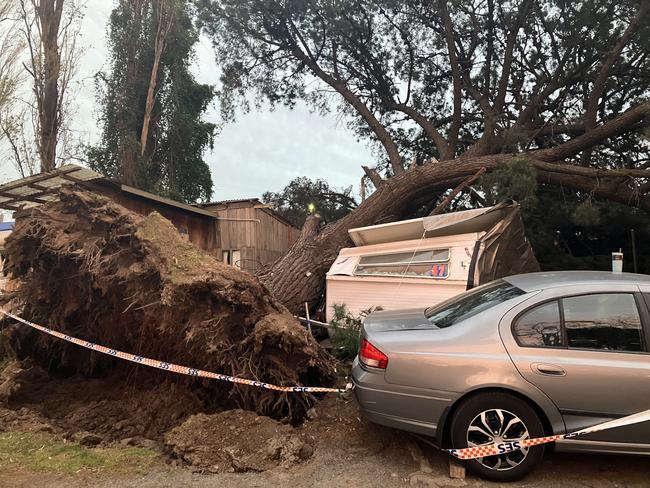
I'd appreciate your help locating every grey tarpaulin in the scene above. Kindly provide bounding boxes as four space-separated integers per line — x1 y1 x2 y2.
422 200 539 288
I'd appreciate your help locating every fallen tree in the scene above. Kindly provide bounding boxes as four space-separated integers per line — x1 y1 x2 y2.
2 189 336 421
198 0 650 314
258 127 650 312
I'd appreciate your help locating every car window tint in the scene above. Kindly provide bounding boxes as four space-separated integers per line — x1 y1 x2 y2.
424 279 524 328
563 294 644 352
514 301 564 347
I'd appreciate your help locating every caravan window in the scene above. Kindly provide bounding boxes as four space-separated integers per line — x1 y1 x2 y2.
354 249 450 278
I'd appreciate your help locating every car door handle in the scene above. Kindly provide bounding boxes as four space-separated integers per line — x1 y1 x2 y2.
531 362 566 377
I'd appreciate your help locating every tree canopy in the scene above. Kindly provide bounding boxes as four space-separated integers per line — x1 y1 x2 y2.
197 0 649 195
88 0 217 203
262 176 357 227
195 0 650 312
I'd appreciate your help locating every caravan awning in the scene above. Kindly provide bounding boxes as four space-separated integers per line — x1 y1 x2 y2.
348 202 513 246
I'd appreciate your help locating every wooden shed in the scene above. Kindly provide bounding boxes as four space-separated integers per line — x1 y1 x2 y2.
201 199 300 273
0 166 299 275
0 165 219 253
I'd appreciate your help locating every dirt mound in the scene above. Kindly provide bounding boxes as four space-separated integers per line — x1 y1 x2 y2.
165 410 314 472
2 189 336 421
0 360 202 446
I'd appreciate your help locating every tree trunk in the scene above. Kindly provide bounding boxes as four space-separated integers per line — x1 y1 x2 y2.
119 0 147 186
258 153 650 314
140 0 170 157
36 0 64 173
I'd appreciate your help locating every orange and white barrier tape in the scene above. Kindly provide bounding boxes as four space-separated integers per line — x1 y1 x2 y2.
446 407 650 460
0 309 352 394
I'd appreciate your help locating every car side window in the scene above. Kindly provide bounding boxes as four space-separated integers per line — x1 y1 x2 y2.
562 294 644 352
513 301 564 348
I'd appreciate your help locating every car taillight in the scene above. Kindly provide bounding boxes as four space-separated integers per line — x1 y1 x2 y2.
359 338 388 369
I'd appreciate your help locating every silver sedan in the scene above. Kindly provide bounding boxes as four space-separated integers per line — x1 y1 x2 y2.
352 271 650 482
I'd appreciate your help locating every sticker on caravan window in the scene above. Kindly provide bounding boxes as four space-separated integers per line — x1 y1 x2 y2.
428 263 449 278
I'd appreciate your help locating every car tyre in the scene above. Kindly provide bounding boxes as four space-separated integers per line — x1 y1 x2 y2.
450 392 545 482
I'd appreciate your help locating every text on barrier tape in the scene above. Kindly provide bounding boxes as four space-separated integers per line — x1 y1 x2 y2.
0 309 352 394
445 405 650 460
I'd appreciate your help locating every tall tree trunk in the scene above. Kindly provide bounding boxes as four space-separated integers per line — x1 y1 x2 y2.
258 152 650 314
119 0 147 186
140 0 170 157
35 0 64 173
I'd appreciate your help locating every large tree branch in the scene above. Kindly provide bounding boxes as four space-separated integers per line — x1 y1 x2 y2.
141 0 173 157
430 167 486 215
465 0 532 157
494 0 532 112
437 0 462 158
391 102 451 159
533 100 650 162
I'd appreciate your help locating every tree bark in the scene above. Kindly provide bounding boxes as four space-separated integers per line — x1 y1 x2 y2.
430 167 486 215
140 0 170 157
35 0 64 173
259 151 650 314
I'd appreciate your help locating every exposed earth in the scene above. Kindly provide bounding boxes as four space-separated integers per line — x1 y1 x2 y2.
1 361 649 488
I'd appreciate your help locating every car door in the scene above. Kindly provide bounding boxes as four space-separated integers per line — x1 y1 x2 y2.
499 283 650 452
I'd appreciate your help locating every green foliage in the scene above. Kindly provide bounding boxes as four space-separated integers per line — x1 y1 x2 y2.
571 200 601 227
0 431 159 474
523 187 650 274
329 304 383 362
479 158 538 211
329 304 362 362
262 177 357 227
195 0 649 170
87 0 216 204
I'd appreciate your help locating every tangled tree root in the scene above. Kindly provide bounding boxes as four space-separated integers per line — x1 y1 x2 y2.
2 189 336 422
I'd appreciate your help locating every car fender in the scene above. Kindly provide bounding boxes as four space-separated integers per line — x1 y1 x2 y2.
436 380 566 447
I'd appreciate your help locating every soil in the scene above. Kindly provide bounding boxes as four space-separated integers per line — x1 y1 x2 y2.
1 189 335 422
2 376 649 488
1 362 649 487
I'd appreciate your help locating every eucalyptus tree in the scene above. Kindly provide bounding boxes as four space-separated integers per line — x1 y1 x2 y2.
89 0 216 204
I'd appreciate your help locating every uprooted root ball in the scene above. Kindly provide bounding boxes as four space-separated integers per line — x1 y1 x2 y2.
2 189 336 422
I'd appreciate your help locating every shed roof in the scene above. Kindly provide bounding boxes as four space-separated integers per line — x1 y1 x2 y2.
0 165 103 211
199 199 299 230
0 165 217 218
348 201 513 246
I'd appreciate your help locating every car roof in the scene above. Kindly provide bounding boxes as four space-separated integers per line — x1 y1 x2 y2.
503 271 650 293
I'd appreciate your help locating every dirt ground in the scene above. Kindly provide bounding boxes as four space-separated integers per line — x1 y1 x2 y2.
1 370 649 488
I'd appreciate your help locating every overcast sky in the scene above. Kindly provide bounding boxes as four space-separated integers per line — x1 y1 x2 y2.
0 2 374 202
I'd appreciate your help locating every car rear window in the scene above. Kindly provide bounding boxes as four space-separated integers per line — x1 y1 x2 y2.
424 280 524 328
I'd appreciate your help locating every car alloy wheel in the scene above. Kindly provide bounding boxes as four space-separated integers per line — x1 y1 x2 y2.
451 392 545 481
466 408 530 471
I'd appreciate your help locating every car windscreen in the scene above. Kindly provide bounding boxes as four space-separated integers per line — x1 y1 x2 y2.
424 279 524 328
